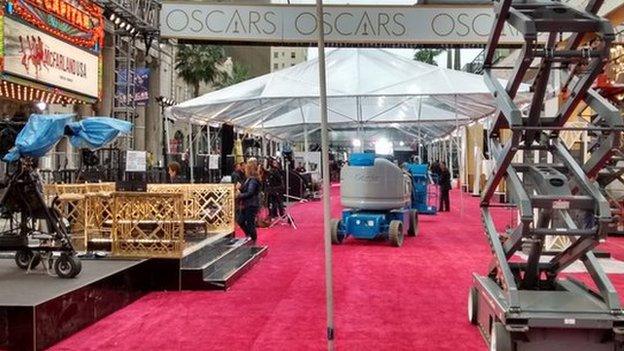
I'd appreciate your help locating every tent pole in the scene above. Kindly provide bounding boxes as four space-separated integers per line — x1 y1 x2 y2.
188 120 195 183
299 99 310 171
455 94 463 217
449 137 454 184
315 1 335 350
417 96 423 162
356 96 362 151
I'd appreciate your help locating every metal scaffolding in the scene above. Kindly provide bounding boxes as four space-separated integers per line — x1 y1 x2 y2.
470 0 624 350
96 0 161 150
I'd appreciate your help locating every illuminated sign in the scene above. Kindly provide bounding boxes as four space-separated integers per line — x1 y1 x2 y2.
161 3 525 46
25 0 95 31
3 18 99 97
0 7 4 72
6 0 104 51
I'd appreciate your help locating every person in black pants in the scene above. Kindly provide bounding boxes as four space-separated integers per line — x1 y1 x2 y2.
236 160 261 243
266 159 285 218
439 162 452 212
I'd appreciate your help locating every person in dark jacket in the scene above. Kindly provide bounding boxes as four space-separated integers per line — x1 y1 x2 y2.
236 160 261 242
231 162 245 188
266 159 285 218
439 162 452 212
430 161 441 184
168 162 182 183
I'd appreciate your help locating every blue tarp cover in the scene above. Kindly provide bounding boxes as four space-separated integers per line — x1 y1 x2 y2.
3 114 132 162
66 117 133 149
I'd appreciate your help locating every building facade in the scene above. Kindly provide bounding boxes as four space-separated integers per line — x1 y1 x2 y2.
271 47 308 72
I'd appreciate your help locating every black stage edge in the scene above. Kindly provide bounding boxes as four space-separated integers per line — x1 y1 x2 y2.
0 258 180 351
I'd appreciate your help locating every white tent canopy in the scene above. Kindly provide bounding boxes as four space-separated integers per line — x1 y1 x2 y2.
169 48 528 141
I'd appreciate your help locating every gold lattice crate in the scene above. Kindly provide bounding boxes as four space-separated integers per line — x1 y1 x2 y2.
111 192 185 258
84 193 115 248
53 194 87 251
147 184 235 234
44 183 116 251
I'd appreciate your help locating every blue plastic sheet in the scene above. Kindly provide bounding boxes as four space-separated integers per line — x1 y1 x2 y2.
3 114 132 162
3 114 73 162
66 117 133 149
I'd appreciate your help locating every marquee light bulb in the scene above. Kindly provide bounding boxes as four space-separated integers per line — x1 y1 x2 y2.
35 101 47 112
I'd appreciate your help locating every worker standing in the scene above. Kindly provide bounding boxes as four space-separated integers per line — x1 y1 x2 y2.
236 160 261 243
439 162 451 212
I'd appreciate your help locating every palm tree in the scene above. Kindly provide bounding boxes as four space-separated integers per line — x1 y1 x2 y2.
216 62 251 89
413 49 444 66
175 44 228 97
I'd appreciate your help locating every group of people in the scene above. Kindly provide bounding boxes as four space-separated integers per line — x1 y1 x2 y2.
430 161 452 212
231 158 288 243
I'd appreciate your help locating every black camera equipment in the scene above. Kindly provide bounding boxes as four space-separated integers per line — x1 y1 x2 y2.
0 158 82 278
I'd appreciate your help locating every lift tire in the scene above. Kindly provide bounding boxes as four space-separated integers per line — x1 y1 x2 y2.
389 220 404 247
468 287 478 325
408 210 419 237
331 219 343 245
54 254 82 279
15 249 40 270
490 322 513 351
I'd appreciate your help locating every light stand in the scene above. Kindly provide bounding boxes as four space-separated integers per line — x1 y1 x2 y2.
270 158 297 229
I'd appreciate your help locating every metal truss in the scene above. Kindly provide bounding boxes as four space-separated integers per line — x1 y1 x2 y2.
95 0 160 35
94 0 161 150
113 33 137 150
477 0 624 332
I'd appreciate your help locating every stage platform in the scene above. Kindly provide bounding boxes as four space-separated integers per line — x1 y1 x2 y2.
0 258 180 351
0 231 267 350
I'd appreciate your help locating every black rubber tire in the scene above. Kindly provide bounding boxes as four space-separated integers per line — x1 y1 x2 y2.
490 322 513 351
15 249 40 270
54 254 82 279
389 220 404 247
331 219 343 245
468 287 479 325
408 210 419 237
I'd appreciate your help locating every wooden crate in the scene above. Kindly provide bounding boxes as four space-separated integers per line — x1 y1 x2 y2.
111 192 184 258
147 184 235 234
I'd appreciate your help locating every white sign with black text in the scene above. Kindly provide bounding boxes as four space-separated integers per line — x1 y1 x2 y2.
3 18 100 98
126 151 148 172
161 3 525 45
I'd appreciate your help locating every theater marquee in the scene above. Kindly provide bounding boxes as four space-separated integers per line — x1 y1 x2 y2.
3 18 100 98
161 3 525 46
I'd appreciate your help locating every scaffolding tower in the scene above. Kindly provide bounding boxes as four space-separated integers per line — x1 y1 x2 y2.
469 0 624 350
96 0 161 150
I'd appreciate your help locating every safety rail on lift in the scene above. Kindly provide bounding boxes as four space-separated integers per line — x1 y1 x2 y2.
470 0 624 350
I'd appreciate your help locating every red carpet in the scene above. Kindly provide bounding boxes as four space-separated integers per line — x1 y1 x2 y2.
49 187 624 351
